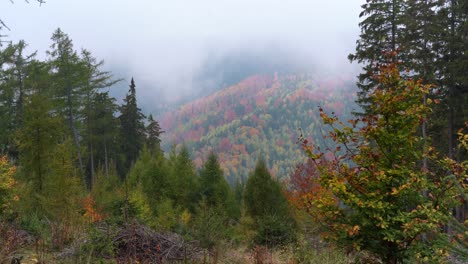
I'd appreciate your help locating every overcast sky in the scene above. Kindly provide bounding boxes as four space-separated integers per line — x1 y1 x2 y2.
0 0 364 106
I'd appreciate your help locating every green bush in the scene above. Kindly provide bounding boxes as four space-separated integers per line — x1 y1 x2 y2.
254 214 296 248
78 224 116 262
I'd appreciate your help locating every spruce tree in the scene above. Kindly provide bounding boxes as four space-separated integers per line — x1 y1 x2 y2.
436 0 468 161
145 114 164 153
244 159 295 247
118 78 145 176
435 0 468 224
348 0 406 112
401 0 441 83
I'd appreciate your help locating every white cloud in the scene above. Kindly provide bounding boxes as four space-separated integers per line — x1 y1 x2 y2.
0 0 364 106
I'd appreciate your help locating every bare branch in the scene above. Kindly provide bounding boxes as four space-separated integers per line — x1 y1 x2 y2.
1 0 45 32
0 19 11 31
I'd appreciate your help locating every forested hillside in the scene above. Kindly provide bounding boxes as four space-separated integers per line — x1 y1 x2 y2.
0 0 466 263
160 73 357 183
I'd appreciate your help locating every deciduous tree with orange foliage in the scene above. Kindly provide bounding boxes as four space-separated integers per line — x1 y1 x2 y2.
287 159 331 219
298 60 467 263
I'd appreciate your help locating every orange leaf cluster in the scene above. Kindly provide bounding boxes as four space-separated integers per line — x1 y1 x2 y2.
83 195 105 223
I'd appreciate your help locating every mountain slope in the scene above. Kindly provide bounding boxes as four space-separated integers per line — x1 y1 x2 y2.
159 73 357 183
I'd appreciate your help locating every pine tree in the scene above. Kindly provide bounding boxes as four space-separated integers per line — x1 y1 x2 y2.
118 78 145 176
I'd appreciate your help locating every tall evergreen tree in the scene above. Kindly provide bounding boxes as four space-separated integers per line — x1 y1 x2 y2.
80 49 119 185
348 0 406 112
436 0 468 161
47 28 85 177
436 0 468 224
0 41 38 161
2 41 37 128
87 92 119 183
0 43 16 155
401 0 441 83
0 70 15 155
118 78 145 176
400 0 442 170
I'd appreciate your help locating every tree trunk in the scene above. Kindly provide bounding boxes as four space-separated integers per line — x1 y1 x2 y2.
16 67 24 125
67 91 85 184
89 140 95 189
392 0 397 53
35 127 43 193
104 143 109 177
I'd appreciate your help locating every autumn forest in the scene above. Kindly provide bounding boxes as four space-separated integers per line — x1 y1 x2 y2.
0 0 467 263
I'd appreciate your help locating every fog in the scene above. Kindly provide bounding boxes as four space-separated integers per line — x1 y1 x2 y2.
0 0 364 111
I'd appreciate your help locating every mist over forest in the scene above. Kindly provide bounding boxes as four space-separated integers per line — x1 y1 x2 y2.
0 0 362 110
0 1 466 263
